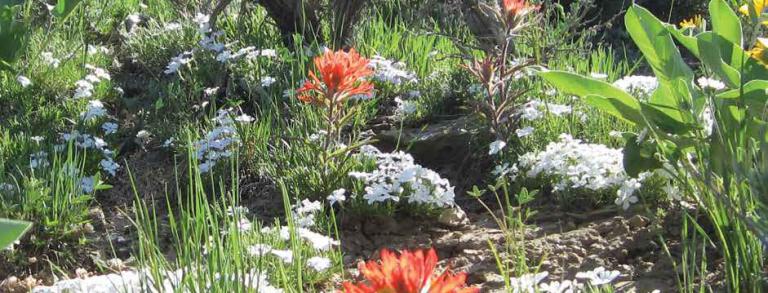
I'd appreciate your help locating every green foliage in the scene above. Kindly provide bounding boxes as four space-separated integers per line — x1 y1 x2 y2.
52 0 83 18
0 218 31 249
0 4 26 70
540 1 767 290
132 146 340 292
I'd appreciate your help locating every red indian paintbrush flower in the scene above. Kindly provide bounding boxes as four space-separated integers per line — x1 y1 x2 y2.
501 0 539 25
341 248 479 293
297 48 374 107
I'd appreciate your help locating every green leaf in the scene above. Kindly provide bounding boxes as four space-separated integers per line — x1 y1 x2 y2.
625 5 693 83
0 5 27 67
718 80 768 112
53 0 82 18
709 0 742 48
669 25 701 57
641 103 693 134
747 117 768 143
584 95 643 125
648 79 696 125
0 218 32 249
697 32 741 87
539 71 643 125
623 134 663 177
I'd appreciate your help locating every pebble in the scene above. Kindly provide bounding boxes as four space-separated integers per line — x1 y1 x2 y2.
628 215 649 229
437 207 470 229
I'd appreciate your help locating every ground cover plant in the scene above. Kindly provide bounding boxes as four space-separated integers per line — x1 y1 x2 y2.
1 0 768 292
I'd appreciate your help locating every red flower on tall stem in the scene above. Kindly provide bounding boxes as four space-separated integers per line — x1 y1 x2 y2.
501 0 539 26
341 248 479 293
297 48 374 107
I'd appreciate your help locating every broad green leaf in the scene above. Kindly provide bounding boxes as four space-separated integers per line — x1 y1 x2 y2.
697 32 741 87
623 134 663 177
718 80 768 112
0 218 32 249
747 118 768 143
539 71 642 124
648 79 695 124
53 0 82 18
708 133 727 176
584 95 644 125
669 26 701 57
641 103 693 134
625 5 693 83
709 0 742 48
0 5 26 66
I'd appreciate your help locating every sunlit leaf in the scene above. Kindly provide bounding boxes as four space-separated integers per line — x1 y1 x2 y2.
0 218 32 249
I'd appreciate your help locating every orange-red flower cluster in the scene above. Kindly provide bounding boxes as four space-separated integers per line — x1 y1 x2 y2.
297 48 374 107
341 248 479 293
501 0 539 25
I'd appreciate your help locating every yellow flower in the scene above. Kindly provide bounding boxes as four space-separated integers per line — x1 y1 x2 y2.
739 0 768 25
749 38 768 66
679 15 704 30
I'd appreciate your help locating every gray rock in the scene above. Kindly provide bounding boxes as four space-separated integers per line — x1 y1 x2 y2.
438 206 470 229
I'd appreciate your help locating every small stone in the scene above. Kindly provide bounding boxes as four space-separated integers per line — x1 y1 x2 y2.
610 222 630 236
437 207 470 229
567 252 582 263
82 223 95 234
0 276 19 291
89 208 105 221
481 273 505 283
76 268 88 279
589 243 605 251
23 276 37 288
106 258 125 271
628 215 649 229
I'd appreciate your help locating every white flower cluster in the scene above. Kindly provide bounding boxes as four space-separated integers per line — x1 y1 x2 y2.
393 96 417 119
29 151 50 169
226 204 336 272
80 176 96 194
41 52 61 68
102 122 118 135
81 100 107 120
0 183 13 192
31 268 282 293
516 134 647 210
518 99 572 121
327 188 347 206
504 267 622 292
163 15 276 75
489 140 506 155
59 128 120 177
696 77 726 92
260 226 339 251
17 75 32 88
612 75 657 99
87 45 111 55
349 146 456 208
194 109 249 173
164 51 193 74
368 55 418 85
73 65 111 99
292 199 323 228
